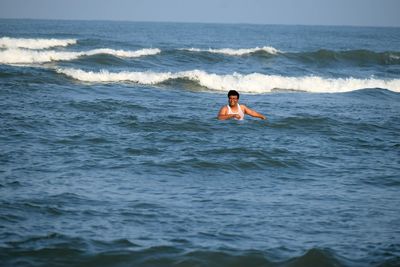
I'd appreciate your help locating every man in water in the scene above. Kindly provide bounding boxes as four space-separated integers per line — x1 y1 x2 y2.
217 90 266 120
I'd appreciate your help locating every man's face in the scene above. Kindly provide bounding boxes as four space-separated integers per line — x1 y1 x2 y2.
228 95 238 106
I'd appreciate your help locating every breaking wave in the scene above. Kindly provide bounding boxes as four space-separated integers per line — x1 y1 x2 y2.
0 37 77 49
182 46 280 56
56 68 400 93
0 48 161 64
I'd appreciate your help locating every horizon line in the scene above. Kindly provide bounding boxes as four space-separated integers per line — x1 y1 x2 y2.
0 17 399 29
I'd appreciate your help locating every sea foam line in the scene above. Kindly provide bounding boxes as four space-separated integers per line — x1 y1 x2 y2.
56 68 400 93
0 48 161 64
182 46 280 56
0 37 77 49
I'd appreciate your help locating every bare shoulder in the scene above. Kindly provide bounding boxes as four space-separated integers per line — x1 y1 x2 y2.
219 105 228 114
220 105 228 111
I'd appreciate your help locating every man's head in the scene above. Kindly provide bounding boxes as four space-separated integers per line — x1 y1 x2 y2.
227 90 240 107
228 90 239 99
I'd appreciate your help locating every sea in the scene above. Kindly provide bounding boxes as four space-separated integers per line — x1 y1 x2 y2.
0 19 400 267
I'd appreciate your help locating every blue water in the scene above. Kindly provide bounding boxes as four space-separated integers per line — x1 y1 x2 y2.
1 19 400 267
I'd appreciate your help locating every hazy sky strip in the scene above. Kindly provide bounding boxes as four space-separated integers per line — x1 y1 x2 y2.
0 0 399 27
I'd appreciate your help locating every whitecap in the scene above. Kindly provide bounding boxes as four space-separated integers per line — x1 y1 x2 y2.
56 68 400 93
56 68 175 84
183 46 280 56
0 37 77 49
0 48 161 64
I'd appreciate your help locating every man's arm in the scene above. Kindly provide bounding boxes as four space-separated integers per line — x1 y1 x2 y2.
242 105 266 120
217 106 240 120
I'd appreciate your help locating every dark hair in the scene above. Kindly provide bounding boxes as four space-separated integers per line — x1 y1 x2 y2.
228 90 239 99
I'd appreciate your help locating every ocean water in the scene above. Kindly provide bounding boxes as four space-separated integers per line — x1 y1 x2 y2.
0 19 400 267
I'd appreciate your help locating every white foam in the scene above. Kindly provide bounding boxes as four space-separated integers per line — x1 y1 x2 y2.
389 54 400 61
56 68 175 84
0 49 78 64
56 68 400 93
0 37 77 49
184 46 280 56
0 48 161 64
84 48 161 58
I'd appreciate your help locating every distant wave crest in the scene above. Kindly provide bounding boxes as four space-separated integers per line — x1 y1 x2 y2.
180 47 400 65
290 49 400 65
0 37 77 49
56 68 400 93
0 48 161 64
182 46 280 56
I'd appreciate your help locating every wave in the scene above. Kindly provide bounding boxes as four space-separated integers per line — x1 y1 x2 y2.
288 49 400 65
2 40 397 67
0 48 161 64
56 68 400 93
181 46 280 56
0 37 77 49
2 235 395 267
180 47 399 65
